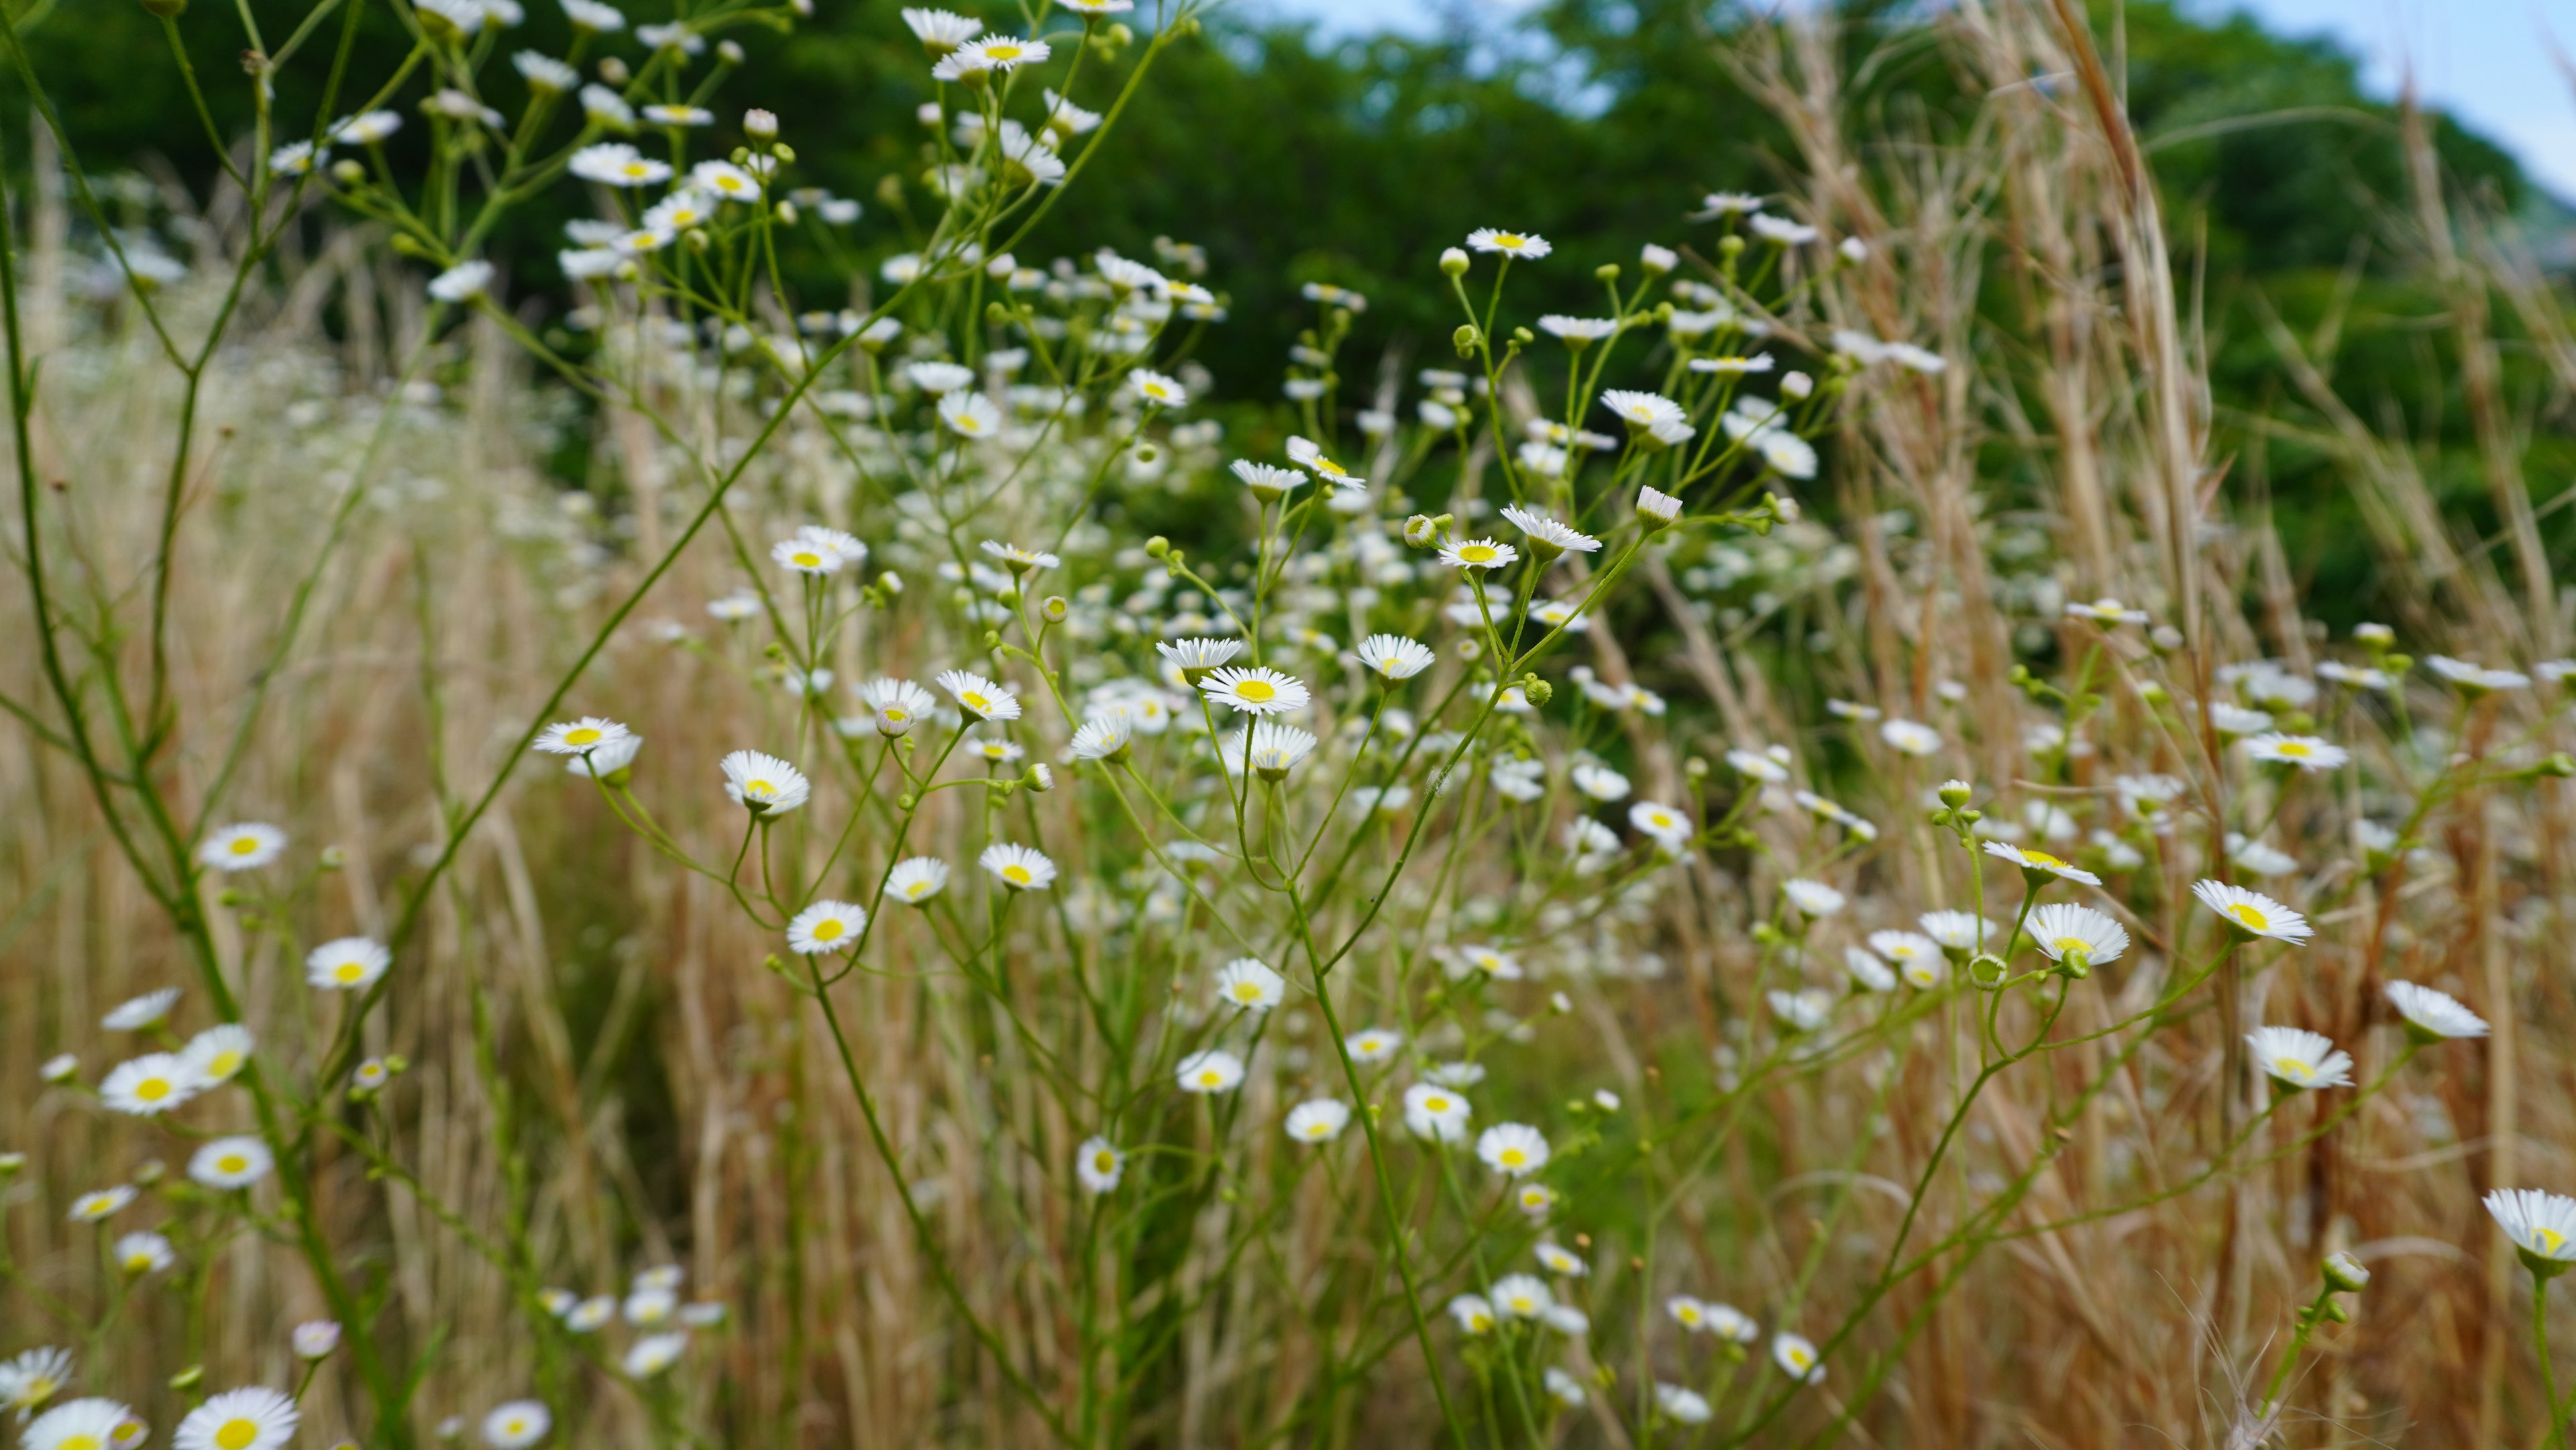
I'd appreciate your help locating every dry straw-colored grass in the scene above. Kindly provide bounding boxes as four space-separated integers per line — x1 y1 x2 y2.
4 0 2574 1446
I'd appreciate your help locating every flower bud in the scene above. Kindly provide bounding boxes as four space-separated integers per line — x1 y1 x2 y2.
743 108 777 140
1781 370 1814 400
2323 1251 2370 1294
1968 953 2008 988
717 39 745 64
170 1367 204 1392
598 55 630 85
1640 243 1676 274
1521 676 1552 707
1937 778 1973 808
1593 262 1619 282
2353 621 2394 648
1452 323 1481 357
1440 246 1470 276
293 1320 343 1361
1024 763 1055 792
1404 514 1439 548
1042 595 1069 622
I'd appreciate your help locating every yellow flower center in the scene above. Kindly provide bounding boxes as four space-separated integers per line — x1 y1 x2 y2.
2227 903 2269 931
216 1418 260 1450
1458 545 1497 564
208 1051 242 1076
2023 851 2067 869
1426 1096 1450 1112
1234 984 1260 1000
812 919 843 941
2273 1056 2313 1082
1499 1148 1525 1166
961 692 989 711
792 552 822 567
335 962 367 982
987 43 1022 59
62 1437 102 1450
1496 234 1525 248
1787 1349 1813 1369
229 837 260 855
621 162 653 178
2052 937 2090 958
1678 1307 1702 1324
2536 1228 2567 1253
905 882 931 899
1234 680 1276 703
1093 1151 1114 1172
1003 865 1031 884
2277 741 2310 757
137 1078 170 1102
1649 813 1672 828
565 727 602 745
747 779 773 796
220 1154 250 1174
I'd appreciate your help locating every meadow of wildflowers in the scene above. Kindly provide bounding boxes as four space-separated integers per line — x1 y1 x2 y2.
5 0 2576 1447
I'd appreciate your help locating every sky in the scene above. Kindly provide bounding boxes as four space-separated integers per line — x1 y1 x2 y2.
1251 0 2576 199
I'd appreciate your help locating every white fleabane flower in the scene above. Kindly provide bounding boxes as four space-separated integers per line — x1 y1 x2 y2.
306 937 392 991
2426 655 2530 693
1629 800 1692 849
938 669 1022 721
184 1024 252 1082
513 50 578 89
114 1232 176 1275
189 1136 274 1190
481 1401 550 1449
427 260 493 303
1982 839 2102 886
1919 911 1997 953
1346 1026 1403 1063
1490 1274 1552 1318
1600 389 1684 430
1285 1099 1350 1142
860 677 936 736
1536 315 1619 343
1476 1123 1550 1177
1497 504 1601 558
2242 733 2349 771
1772 1332 1825 1384
2385 980 2489 1041
2485 1188 2576 1270
1175 1049 1245 1094
100 1053 205 1116
720 750 810 814
886 857 949 905
1200 666 1309 715
1782 879 1845 917
937 391 1003 437
68 1186 136 1222
1449 1294 1496 1335
1130 368 1187 407
639 103 712 127
2208 701 2273 736
1768 988 1831 1033
1357 633 1434 681
1285 435 1366 488
1 1348 75 1412
27 1401 133 1450
1570 762 1629 801
773 535 844 574
1157 636 1244 673
1073 1137 1123 1194
176 1387 299 1450
1230 460 1307 501
1223 722 1320 780
900 5 979 52
199 823 287 872
103 988 181 1031
2247 1025 2352 1090
569 142 669 187
1843 945 1897 994
1638 484 1682 523
1545 1367 1587 1406
1880 718 1941 756
786 900 867 955
1654 1384 1713 1424
1214 957 1285 1011
1868 931 1942 987
980 843 1056 891
1070 711 1135 762
623 1333 687 1377
331 110 402 144
1403 1082 1472 1141
2192 880 2312 943
535 716 632 756
1464 227 1550 258
1439 537 1519 570
1536 1241 1587 1276
2028 904 2127 971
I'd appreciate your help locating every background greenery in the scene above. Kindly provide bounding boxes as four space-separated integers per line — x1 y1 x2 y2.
9 0 2571 621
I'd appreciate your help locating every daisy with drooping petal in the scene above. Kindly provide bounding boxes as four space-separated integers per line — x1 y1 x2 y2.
482 1401 551 1449
2192 880 2312 943
1920 911 1997 955
1286 1099 1350 1142
101 1053 205 1116
103 988 181 1031
901 6 979 52
1175 1049 1245 1094
1466 227 1550 258
1982 839 2103 886
888 858 949 904
2247 1025 2353 1090
1449 1294 1496 1334
1772 1333 1825 1385
1157 637 1245 678
199 823 286 872
2029 904 2127 972
68 1186 136 1223
535 717 631 756
1438 537 1519 571
115 1232 175 1275
980 843 1056 891
1199 666 1309 715
1404 1082 1472 1142
1356 633 1435 681
720 751 810 814
2243 733 2349 771
1283 435 1365 488
1844 946 1897 994
1655 1384 1712 1423
1214 957 1285 1011
1074 1137 1124 1194
1477 1123 1550 1177
938 669 1022 721
0 1349 74 1414
1536 1241 1587 1276
1070 711 1135 762
174 1387 298 1450
786 900 867 955
306 937 391 991
623 1333 687 1377
1231 460 1307 501
2385 980 2488 1041
1498 504 1601 559
189 1136 274 1190
26 1399 132 1450
2485 1188 2576 1270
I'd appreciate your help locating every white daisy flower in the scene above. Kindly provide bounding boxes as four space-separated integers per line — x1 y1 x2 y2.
623 1333 687 1377
1545 1367 1587 1406
1464 227 1551 258
1919 911 1998 953
1782 878 1845 917
1070 711 1136 762
1284 435 1366 488
2485 1188 2576 1268
1476 1123 1550 1177
1880 719 1941 756
1491 1274 1552 1318
773 535 844 574
481 1401 551 1449
512 50 578 90
1515 1184 1557 1216
2242 733 2349 771
199 823 287 872
1536 315 1619 342
331 110 402 144
306 937 392 991
1498 504 1601 558
979 843 1056 890
427 260 493 303
1654 1384 1713 1423
1199 666 1309 715
786 900 867 955
568 142 669 187
2247 1025 2352 1090
1403 1082 1472 1141
1448 1294 1496 1335
2028 904 2128 971
564 1297 614 1332
1175 1049 1245 1094
2426 655 2531 693
1768 988 1831 1033
856 678 934 737
1073 1137 1124 1194
937 391 1003 437
68 1186 136 1223
535 717 632 756
1982 839 2102 886
100 1053 204 1115
2208 702 2274 736
25 1400 132 1450
720 749 811 814
189 1136 274 1190
979 539 1061 574
1346 1026 1403 1063
1356 633 1435 681
639 103 713 127
1536 1241 1587 1276
1230 460 1307 501
175 1387 298 1450
1570 762 1629 801
1285 1099 1350 1142
1772 1331 1825 1384
2386 980 2487 1041
900 5 979 51
1130 368 1187 407
938 669 1022 721
1629 800 1692 848
1223 722 1319 780
1637 484 1683 523
1214 957 1285 1011
1438 537 1519 570
2192 880 2312 943
1843 946 1897 994
115 1232 176 1275
102 988 181 1031
887 857 949 905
